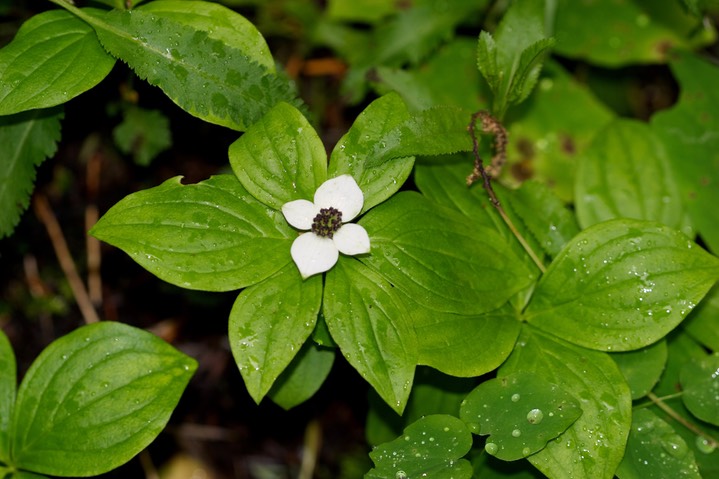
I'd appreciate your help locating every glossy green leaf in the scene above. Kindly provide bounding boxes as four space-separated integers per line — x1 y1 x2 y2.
0 107 62 239
6 470 47 479
652 51 719 254
229 102 326 210
554 0 715 67
268 342 334 410
612 340 668 400
324 259 417 413
501 326 632 479
229 263 322 404
359 191 536 316
615 409 701 479
0 9 114 115
90 174 293 292
576 119 690 234
502 61 615 201
63 4 301 131
413 305 521 378
328 93 413 212
0 329 15 464
460 371 582 461
10 322 197 476
680 353 719 426
526 218 719 351
138 0 275 71
684 284 719 351
366 415 473 479
113 106 171 166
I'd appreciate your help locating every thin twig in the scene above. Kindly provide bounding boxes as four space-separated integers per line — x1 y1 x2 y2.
648 392 718 449
83 136 103 306
34 194 100 324
298 419 322 479
466 111 546 273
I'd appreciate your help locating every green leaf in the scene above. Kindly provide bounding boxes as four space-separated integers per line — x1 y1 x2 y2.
576 119 690 234
268 342 334 410
229 263 322 404
65 5 301 131
684 283 719 351
0 9 114 115
652 51 719 254
366 415 473 479
680 353 719 426
413 305 521 378
138 0 275 71
90 174 293 292
615 409 701 479
0 107 62 239
229 102 326 209
501 326 632 479
460 371 582 461
326 0 397 23
9 322 197 476
323 259 417 414
554 0 715 67
612 340 668 400
360 191 536 316
503 60 615 202
329 92 414 212
0 329 16 464
525 218 719 351
113 105 171 166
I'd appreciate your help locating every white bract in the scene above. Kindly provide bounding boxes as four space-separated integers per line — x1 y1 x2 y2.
282 175 370 279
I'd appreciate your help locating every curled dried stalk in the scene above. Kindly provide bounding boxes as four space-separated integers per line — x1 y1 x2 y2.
466 111 546 274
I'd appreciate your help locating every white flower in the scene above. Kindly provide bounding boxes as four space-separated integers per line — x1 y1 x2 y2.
282 175 370 279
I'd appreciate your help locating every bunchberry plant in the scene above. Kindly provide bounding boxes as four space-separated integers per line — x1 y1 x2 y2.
1 0 719 478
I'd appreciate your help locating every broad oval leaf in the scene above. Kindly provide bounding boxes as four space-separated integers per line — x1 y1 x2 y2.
10 322 197 476
268 342 334 410
70 5 301 131
525 218 719 351
90 175 294 292
459 371 582 461
359 191 536 316
0 108 62 239
501 326 632 479
680 353 719 426
0 10 115 115
616 409 701 479
229 263 322 404
323 258 417 414
612 340 668 400
0 329 16 464
575 119 690 234
367 415 473 479
228 102 326 210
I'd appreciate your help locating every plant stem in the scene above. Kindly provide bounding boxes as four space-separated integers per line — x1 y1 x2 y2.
647 392 718 448
466 111 546 274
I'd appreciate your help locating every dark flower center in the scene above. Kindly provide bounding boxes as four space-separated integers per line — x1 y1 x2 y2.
311 207 343 238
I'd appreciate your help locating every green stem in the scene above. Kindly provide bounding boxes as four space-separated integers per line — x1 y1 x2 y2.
647 392 718 449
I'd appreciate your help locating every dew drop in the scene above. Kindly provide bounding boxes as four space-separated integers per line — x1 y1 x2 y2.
661 433 688 458
527 408 544 424
511 393 521 402
395 471 408 479
522 447 532 456
695 436 717 454
485 442 499 455
512 429 521 437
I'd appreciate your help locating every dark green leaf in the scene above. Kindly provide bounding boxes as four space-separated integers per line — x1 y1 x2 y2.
359 191 536 316
612 340 668 400
680 353 719 426
0 10 114 115
367 415 473 479
324 259 417 413
615 409 701 479
65 5 301 131
0 107 62 239
113 106 171 166
576 119 690 234
501 326 632 479
652 51 719 254
229 102 326 210
526 219 719 351
90 175 294 292
10 322 196 476
684 284 719 351
0 329 16 464
460 371 582 461
268 342 334 410
229 263 322 404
